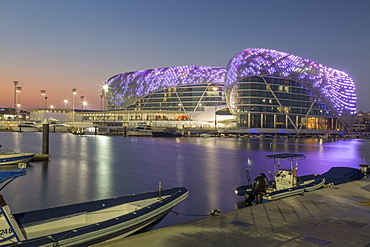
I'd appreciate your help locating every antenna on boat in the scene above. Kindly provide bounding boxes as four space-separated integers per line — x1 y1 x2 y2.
269 142 274 156
158 182 162 200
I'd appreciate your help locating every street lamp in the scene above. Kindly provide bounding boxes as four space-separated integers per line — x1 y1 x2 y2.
63 99 68 108
40 90 46 110
102 84 108 111
13 81 19 115
80 96 84 110
82 101 87 110
102 84 109 122
16 103 21 118
50 105 54 109
16 87 22 115
72 88 77 125
45 96 48 109
100 94 103 111
212 86 218 129
40 90 46 120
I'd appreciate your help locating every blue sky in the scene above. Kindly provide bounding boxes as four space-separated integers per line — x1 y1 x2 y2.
1 0 369 111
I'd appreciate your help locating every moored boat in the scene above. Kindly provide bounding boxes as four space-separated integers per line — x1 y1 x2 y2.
127 124 153 136
0 167 188 246
13 123 41 132
152 127 182 137
235 153 365 205
0 147 35 165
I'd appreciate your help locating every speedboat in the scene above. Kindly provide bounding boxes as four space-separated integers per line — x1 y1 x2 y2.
0 147 35 165
0 166 188 246
13 123 41 132
235 153 324 204
235 153 364 204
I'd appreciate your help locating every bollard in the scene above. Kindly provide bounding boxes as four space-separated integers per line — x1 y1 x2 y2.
42 119 49 154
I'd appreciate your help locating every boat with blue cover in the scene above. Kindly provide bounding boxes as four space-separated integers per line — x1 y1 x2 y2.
0 166 188 246
235 153 364 205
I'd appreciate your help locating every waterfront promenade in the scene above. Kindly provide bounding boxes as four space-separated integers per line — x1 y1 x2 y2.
101 177 370 246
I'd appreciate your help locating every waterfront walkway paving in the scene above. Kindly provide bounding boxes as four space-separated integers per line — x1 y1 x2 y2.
100 177 370 246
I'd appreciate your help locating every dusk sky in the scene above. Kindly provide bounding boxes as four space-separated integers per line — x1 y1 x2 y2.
1 0 370 111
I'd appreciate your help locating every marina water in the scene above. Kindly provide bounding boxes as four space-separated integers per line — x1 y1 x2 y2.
0 132 369 229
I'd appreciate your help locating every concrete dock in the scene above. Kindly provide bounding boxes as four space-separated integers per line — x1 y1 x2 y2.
100 177 370 246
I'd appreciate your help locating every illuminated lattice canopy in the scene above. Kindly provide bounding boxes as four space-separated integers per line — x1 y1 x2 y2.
225 48 357 118
106 65 225 108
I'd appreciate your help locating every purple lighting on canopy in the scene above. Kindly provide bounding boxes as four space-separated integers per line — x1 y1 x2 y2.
105 48 356 124
225 48 357 117
106 66 226 108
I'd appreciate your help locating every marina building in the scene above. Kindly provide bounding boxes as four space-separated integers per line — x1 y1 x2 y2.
102 48 356 134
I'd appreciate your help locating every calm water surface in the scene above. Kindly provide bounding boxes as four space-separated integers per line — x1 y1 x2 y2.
0 132 369 229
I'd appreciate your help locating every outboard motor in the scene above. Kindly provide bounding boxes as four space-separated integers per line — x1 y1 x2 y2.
245 173 268 205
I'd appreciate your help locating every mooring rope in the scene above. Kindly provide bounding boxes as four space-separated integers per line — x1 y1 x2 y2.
171 209 222 217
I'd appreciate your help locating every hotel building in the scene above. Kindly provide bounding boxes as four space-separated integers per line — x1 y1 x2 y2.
28 48 356 134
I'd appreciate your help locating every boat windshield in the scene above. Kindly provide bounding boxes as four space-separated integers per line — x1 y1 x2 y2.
0 149 16 155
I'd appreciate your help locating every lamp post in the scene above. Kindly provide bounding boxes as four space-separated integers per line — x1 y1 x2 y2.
82 101 87 111
40 90 46 110
16 87 22 116
16 104 21 118
80 96 85 110
100 94 103 111
45 96 48 109
40 90 46 120
63 99 68 108
13 81 19 115
102 84 108 111
212 86 218 129
72 88 77 125
102 84 108 122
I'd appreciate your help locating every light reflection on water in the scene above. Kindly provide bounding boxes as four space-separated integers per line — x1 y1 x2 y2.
0 132 368 229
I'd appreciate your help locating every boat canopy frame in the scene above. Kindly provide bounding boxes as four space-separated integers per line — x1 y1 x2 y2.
245 153 306 190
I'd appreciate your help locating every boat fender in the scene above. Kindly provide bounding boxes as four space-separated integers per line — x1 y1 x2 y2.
209 209 221 216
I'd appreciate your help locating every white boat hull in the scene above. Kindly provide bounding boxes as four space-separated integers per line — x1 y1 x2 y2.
0 153 35 165
0 187 188 246
13 127 41 132
127 131 152 136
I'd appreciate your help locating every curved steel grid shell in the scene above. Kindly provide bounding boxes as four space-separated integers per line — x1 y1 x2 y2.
225 48 356 118
106 66 226 108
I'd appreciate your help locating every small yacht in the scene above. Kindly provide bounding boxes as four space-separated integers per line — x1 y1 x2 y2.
13 123 41 132
127 123 153 136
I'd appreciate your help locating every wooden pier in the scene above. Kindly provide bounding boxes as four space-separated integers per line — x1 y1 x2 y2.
100 176 370 246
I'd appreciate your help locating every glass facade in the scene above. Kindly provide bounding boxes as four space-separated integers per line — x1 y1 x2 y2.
233 76 340 130
104 48 356 133
127 83 225 113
